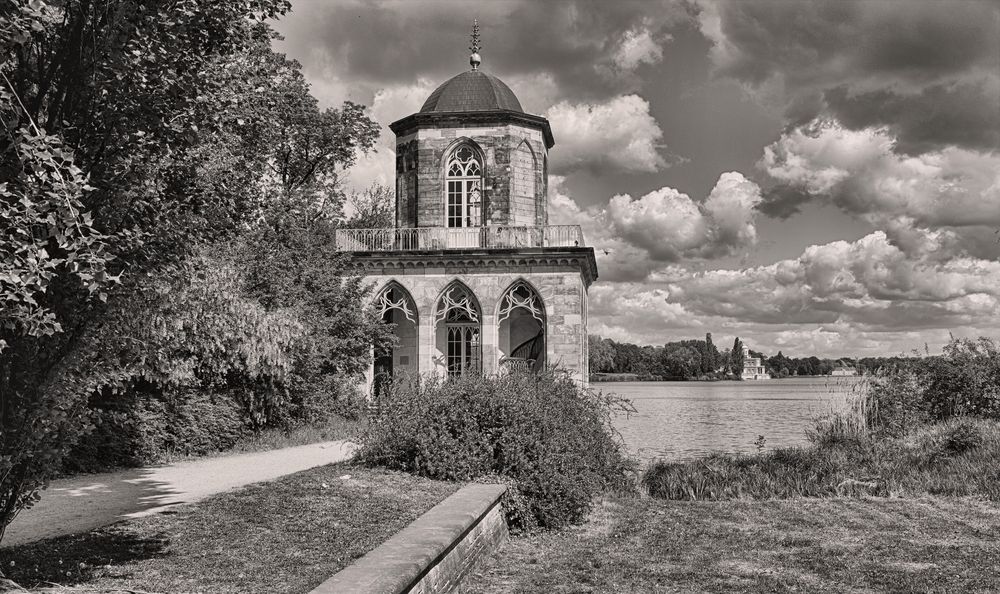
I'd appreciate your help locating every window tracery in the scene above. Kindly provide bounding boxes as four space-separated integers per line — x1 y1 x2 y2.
376 285 416 323
497 281 544 324
435 284 480 324
446 145 483 228
436 284 481 377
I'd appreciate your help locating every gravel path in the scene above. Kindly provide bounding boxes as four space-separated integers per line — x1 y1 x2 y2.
2 440 357 547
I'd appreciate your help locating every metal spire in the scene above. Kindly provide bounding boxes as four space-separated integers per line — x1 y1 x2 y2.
469 19 481 70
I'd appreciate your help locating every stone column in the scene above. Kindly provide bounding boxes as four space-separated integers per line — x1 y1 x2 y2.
481 311 497 375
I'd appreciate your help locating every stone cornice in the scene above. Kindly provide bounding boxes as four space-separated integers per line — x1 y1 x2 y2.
390 111 555 149
345 247 598 287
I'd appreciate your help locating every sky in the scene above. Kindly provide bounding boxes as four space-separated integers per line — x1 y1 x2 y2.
272 0 1000 358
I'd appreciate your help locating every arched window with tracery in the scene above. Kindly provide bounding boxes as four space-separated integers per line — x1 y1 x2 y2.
435 283 482 377
445 145 483 228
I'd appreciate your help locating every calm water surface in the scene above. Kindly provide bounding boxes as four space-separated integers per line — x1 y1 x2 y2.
606 377 861 463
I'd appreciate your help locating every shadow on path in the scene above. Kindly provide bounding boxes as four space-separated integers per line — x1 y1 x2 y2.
2 469 179 547
0 526 170 589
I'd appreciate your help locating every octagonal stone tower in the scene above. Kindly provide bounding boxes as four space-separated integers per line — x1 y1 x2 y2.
336 25 597 392
391 68 553 230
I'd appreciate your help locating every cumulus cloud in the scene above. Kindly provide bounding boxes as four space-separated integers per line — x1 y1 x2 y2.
696 0 1000 153
586 229 1000 355
611 25 668 71
665 231 1000 330
759 119 1000 237
608 172 762 260
549 173 762 281
545 95 666 173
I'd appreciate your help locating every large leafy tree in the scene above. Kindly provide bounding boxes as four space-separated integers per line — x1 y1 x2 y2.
587 335 614 374
0 0 380 542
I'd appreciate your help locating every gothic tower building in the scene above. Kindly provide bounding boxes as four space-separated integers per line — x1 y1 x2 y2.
337 24 597 388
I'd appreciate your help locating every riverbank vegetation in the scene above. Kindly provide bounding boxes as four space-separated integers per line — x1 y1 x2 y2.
644 417 1000 500
589 332 930 381
589 333 736 380
357 371 637 530
643 336 1000 501
0 465 457 593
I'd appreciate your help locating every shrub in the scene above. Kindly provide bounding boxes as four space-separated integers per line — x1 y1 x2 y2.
356 371 636 530
920 337 1000 420
67 387 250 472
900 417 987 469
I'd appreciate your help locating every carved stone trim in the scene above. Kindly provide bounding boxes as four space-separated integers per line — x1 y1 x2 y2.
345 247 599 287
376 285 416 323
498 281 544 324
436 284 480 325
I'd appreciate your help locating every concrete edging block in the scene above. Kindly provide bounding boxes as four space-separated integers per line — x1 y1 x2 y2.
309 483 508 594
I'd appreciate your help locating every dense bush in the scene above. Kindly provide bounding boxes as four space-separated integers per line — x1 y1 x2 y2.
828 337 1000 442
920 337 1000 420
356 371 636 530
67 388 249 472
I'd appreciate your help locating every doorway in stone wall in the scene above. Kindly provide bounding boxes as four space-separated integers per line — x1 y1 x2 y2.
498 281 546 374
374 283 418 395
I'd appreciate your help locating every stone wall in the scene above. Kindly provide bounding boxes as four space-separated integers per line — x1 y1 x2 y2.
308 483 508 594
365 268 587 383
394 123 548 228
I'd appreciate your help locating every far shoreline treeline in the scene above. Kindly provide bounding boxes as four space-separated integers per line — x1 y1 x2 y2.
588 334 922 382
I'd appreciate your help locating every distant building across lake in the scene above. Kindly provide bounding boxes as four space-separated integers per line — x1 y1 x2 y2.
741 343 768 380
831 365 858 377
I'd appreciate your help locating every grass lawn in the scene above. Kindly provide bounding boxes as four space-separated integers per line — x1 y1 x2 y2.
1 464 458 593
466 496 1000 593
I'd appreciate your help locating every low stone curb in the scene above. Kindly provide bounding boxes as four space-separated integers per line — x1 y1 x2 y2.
309 483 508 594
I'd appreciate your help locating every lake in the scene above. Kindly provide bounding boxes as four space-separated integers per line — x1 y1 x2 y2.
605 377 861 463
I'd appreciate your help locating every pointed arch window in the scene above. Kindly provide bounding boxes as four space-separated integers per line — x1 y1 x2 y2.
446 145 483 228
436 284 482 377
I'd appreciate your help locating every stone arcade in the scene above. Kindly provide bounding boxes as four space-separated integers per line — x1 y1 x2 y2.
336 25 597 390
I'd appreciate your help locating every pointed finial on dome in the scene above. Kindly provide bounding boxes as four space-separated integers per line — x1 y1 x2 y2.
469 19 482 70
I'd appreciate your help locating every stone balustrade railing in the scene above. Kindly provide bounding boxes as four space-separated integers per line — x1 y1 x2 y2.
334 225 585 252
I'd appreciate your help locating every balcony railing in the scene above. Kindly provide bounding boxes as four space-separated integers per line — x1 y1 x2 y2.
334 225 585 252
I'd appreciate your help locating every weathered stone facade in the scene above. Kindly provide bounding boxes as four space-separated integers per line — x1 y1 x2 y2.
356 249 595 384
392 120 549 229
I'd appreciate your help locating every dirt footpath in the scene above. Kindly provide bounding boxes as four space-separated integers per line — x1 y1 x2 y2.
3 440 357 547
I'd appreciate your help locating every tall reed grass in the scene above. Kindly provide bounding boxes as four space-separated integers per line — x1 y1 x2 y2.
643 417 1000 501
644 367 1000 502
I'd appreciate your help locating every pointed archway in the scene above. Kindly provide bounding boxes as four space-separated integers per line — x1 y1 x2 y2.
374 282 418 393
497 280 546 374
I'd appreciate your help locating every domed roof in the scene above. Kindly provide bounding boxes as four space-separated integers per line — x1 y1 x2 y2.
420 70 524 114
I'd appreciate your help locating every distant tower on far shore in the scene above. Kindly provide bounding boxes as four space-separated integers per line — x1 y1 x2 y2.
741 343 768 380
